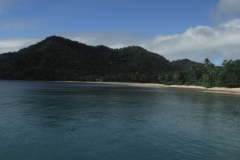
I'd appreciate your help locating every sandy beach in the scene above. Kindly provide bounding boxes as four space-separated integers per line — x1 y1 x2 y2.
77 81 240 95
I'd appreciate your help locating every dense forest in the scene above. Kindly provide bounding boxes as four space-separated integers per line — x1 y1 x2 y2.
0 36 240 88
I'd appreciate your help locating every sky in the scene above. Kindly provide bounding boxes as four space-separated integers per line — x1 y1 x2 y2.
0 0 240 65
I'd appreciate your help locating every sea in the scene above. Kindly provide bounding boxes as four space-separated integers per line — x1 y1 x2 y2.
0 81 240 160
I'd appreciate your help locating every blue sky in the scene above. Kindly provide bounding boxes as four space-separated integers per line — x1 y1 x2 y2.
0 0 240 65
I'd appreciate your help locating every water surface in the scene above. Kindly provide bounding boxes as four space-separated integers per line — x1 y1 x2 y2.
0 81 240 159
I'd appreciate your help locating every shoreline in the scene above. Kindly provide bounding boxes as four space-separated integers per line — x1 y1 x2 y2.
2 80 239 95
62 81 240 95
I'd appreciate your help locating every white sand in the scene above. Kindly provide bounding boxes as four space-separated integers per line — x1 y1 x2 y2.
98 82 240 95
61 81 240 95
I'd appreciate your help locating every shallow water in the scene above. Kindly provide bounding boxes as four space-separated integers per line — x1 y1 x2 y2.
0 81 240 159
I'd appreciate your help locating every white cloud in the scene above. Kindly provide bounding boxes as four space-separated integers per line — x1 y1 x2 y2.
1 19 240 65
68 19 240 65
145 19 240 63
0 38 40 53
211 0 240 21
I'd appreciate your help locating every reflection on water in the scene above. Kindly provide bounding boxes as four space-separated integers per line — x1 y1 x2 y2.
0 81 240 159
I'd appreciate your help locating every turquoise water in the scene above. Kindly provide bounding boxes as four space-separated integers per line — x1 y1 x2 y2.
0 81 240 159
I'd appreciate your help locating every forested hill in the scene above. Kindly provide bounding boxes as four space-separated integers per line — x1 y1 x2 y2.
171 59 203 72
0 36 172 82
1 36 240 88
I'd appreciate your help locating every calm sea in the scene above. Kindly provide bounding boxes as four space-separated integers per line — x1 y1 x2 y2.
0 81 240 159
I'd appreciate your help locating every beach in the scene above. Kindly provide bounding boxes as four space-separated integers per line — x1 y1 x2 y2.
79 81 240 95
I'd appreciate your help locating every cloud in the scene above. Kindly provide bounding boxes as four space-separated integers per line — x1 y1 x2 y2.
145 19 240 63
0 38 40 53
1 19 240 65
211 0 240 22
68 19 240 65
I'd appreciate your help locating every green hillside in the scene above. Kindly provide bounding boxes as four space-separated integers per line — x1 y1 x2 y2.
171 59 203 72
0 36 171 82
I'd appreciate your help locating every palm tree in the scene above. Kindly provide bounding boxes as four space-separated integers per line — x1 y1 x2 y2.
190 66 199 81
203 58 215 74
204 58 210 68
